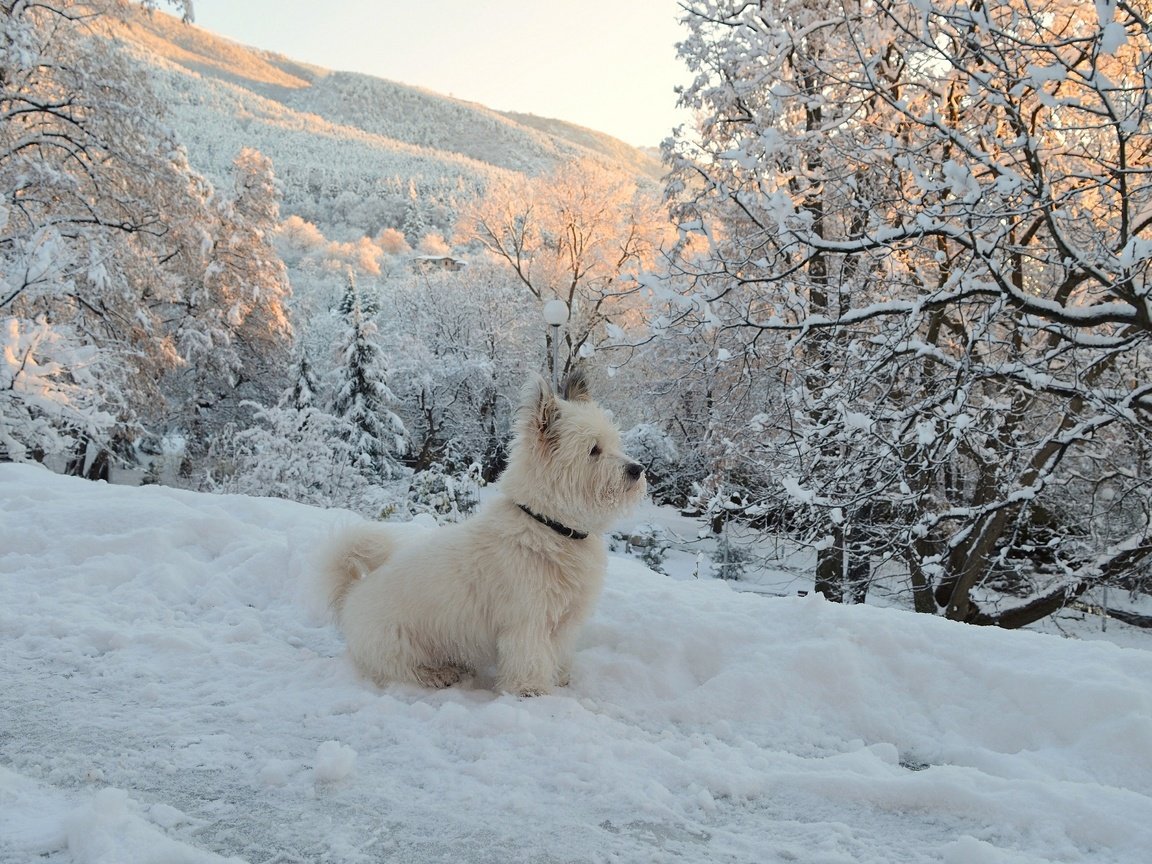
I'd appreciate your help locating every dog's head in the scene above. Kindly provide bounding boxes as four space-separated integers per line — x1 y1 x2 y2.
502 369 646 535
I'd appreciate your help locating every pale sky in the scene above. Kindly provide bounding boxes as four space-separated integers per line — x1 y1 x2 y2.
187 0 693 148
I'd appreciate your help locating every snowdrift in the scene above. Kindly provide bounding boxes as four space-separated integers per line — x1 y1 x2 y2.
1 464 1149 863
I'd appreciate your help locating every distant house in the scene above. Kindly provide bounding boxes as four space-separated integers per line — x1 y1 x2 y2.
409 255 467 273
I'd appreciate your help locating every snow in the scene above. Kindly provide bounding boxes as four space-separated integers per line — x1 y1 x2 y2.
311 741 357 784
1100 22 1128 54
2 463 1151 863
781 474 817 505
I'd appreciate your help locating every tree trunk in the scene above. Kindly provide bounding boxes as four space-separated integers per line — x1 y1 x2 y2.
907 537 941 614
847 522 871 605
814 525 845 602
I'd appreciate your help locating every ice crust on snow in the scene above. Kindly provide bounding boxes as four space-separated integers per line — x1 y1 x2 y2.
1 463 1151 863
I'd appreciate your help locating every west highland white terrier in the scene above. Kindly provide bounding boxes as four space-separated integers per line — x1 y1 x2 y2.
322 370 646 696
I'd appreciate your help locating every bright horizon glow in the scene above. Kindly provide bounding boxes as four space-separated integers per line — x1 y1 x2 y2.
184 0 693 149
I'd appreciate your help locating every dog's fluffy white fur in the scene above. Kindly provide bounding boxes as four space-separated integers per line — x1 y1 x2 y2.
322 371 646 696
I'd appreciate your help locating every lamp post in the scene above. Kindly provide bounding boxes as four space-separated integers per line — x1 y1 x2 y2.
542 299 568 393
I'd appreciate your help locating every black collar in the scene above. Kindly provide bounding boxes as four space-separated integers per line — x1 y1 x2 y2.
517 504 589 540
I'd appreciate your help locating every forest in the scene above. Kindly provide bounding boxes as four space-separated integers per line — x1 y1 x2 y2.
3 0 1150 632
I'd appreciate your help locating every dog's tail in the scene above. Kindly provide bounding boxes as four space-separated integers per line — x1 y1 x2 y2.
322 523 398 615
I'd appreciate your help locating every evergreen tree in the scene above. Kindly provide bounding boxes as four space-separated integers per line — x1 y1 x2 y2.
331 290 408 480
401 179 428 244
283 350 320 411
338 268 358 318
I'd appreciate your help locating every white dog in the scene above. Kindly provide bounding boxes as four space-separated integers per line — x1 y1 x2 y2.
322 370 646 696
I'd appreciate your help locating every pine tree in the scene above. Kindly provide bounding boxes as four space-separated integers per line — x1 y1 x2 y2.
338 268 358 318
401 179 427 244
330 291 408 481
283 350 320 410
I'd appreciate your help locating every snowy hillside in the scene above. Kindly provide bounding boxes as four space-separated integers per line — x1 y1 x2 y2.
2 464 1150 864
101 8 661 237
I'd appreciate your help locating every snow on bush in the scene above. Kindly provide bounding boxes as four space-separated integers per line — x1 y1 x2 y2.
205 402 404 517
622 422 686 505
611 521 672 574
0 317 115 462
406 461 482 522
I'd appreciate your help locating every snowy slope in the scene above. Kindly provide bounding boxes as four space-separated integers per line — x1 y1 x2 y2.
104 8 662 195
1 463 1150 863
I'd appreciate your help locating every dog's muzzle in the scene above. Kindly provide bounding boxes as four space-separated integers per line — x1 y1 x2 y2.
626 462 644 482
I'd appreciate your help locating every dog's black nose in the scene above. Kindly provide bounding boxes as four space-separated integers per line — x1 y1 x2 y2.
626 462 644 481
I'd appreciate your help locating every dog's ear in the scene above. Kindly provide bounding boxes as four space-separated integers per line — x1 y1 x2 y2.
561 367 591 403
518 373 560 445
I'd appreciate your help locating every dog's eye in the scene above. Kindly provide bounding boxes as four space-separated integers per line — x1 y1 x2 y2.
590 444 602 458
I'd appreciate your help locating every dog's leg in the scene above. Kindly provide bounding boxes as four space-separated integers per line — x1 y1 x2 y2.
349 622 446 690
414 665 464 689
552 627 577 688
496 626 555 697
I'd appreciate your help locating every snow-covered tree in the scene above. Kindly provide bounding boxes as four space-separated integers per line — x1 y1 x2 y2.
458 157 668 383
273 215 328 269
338 269 359 318
0 318 115 463
379 258 536 478
375 227 411 256
415 231 452 257
0 0 207 472
217 147 294 390
175 147 294 472
401 179 429 244
209 402 397 516
667 0 1152 626
331 287 408 481
282 349 320 411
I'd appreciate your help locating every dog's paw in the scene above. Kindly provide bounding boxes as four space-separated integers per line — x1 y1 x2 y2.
555 671 571 688
517 687 548 698
416 665 464 689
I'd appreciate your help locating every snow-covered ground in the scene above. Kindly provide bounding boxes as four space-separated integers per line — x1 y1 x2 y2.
2 463 1150 863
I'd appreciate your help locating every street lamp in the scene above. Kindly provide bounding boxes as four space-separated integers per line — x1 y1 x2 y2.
542 299 568 393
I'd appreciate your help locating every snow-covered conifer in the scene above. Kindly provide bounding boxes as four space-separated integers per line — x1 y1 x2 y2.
330 290 408 481
210 402 397 515
283 350 320 411
338 269 359 318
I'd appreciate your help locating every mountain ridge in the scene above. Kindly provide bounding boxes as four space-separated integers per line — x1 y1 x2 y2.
108 8 664 200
